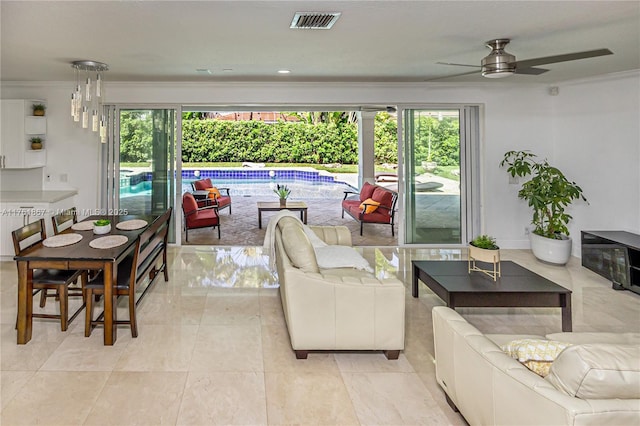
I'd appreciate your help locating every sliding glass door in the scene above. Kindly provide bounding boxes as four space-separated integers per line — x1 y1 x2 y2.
402 107 479 244
102 107 178 242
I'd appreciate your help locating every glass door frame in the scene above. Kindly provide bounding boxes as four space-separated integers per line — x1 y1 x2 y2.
396 104 481 246
100 103 183 244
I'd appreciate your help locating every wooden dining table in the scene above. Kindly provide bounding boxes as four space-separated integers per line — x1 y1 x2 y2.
14 214 159 346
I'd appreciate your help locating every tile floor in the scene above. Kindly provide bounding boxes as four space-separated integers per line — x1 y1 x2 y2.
1 246 639 425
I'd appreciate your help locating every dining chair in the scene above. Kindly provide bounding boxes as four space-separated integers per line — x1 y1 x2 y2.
51 207 78 234
12 218 88 331
51 207 90 299
84 208 172 338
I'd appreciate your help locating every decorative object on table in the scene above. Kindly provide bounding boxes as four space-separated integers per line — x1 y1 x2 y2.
89 235 128 249
468 234 500 281
273 184 291 207
71 221 95 231
93 219 111 235
42 233 83 248
32 103 46 116
116 219 148 230
501 150 588 265
29 136 43 150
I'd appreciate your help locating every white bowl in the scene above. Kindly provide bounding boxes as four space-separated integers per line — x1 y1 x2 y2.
93 224 111 235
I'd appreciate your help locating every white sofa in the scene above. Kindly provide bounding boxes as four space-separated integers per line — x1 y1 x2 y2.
432 306 640 426
273 216 405 359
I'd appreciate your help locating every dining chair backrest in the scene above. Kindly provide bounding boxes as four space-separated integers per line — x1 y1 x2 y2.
12 219 47 255
52 207 78 235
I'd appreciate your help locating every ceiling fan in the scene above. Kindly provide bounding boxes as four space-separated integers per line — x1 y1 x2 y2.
437 39 613 79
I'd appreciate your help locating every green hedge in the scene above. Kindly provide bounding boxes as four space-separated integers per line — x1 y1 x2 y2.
182 120 363 164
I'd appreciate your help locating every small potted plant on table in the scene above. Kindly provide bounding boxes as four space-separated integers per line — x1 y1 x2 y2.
93 219 111 235
274 184 291 207
468 234 500 281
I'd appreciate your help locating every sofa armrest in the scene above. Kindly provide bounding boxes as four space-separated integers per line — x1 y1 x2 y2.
309 225 352 246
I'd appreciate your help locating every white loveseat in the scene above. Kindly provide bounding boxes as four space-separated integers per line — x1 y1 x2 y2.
273 216 405 359
432 306 640 426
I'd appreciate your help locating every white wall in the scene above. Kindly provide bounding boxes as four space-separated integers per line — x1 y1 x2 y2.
552 72 640 250
2 72 638 253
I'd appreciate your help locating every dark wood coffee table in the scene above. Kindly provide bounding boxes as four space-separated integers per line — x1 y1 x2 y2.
257 201 308 229
412 260 572 331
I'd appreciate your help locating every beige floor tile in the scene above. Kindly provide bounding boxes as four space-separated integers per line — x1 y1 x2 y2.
265 371 360 425
0 371 34 410
40 330 129 371
83 371 186 425
176 371 267 425
137 292 206 325
334 352 415 373
200 293 261 325
261 324 341 373
190 323 264 372
258 290 286 326
0 371 110 426
343 371 453 425
114 325 199 372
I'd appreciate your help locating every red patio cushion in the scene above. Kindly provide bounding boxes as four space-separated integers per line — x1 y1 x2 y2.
193 178 213 190
371 186 393 208
359 182 376 202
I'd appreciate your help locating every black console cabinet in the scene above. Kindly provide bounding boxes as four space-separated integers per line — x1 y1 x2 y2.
581 231 640 295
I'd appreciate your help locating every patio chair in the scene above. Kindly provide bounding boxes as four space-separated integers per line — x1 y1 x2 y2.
182 192 221 241
191 178 232 214
342 182 398 236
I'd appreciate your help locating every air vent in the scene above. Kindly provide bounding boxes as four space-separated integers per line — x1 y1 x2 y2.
290 12 341 29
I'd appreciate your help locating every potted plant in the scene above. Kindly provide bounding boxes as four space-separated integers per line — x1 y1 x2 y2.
93 219 111 235
29 137 43 150
32 104 46 116
468 234 500 280
273 184 291 207
500 150 588 265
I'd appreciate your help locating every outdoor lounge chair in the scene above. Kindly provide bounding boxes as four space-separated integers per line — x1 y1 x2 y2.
191 178 232 214
182 192 221 241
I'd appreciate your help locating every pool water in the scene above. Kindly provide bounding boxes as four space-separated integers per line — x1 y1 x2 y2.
120 177 356 199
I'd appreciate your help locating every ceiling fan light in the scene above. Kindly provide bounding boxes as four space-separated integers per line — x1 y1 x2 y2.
482 69 515 78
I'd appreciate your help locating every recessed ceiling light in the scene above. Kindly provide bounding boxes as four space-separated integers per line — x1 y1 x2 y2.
196 68 212 74
278 69 291 74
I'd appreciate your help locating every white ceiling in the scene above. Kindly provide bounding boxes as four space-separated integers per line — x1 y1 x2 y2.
1 1 639 84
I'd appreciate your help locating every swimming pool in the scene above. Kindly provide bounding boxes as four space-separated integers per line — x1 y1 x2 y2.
119 169 357 199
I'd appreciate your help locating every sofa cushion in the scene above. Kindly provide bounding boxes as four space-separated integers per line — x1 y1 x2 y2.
359 198 380 214
280 220 319 273
359 182 376 201
193 178 213 190
502 339 572 377
546 332 640 345
545 343 640 399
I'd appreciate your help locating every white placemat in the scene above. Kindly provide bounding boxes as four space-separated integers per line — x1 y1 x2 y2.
89 235 129 249
116 219 148 230
71 221 95 231
43 233 83 248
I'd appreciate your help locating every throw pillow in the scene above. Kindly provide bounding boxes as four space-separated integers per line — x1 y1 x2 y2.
502 339 572 377
359 182 376 201
207 187 221 200
314 245 373 272
359 198 380 214
280 221 319 273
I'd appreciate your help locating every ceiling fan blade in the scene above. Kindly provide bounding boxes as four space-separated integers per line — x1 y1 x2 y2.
515 48 613 69
436 62 481 68
514 67 549 75
426 70 480 81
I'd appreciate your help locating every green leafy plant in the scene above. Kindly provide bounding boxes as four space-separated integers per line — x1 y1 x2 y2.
32 104 46 113
500 150 587 239
29 137 42 144
94 219 111 226
273 184 291 199
470 235 499 250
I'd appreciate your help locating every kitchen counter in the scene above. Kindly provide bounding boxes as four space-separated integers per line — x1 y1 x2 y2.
0 190 78 203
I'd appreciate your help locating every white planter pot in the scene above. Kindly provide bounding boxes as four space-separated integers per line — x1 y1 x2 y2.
529 232 572 265
93 223 111 235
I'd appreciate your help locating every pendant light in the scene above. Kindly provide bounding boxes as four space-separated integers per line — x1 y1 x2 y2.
70 60 109 142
